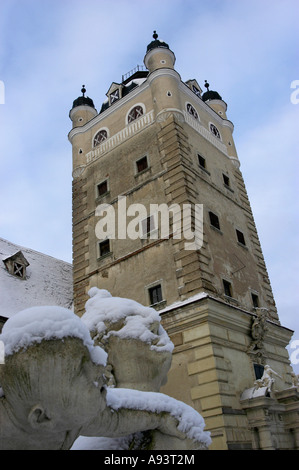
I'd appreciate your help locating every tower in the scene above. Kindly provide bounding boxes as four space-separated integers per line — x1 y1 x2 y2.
69 33 298 450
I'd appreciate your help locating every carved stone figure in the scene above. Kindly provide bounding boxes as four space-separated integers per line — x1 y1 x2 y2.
247 309 268 359
291 372 299 388
0 293 211 450
253 365 282 395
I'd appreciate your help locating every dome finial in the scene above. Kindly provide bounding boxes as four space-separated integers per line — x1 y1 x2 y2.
204 80 210 91
81 85 86 97
153 30 158 40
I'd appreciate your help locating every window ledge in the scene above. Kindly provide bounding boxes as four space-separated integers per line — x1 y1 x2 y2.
97 252 113 261
199 166 210 176
237 241 248 250
150 299 167 310
135 166 151 178
210 225 223 235
95 191 110 203
223 294 239 305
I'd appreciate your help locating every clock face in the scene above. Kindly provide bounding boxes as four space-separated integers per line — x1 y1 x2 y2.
192 85 201 97
110 89 119 103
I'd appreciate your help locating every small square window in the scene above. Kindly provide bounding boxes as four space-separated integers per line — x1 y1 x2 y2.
97 180 108 197
99 239 111 257
251 293 259 308
223 279 233 297
13 262 25 278
223 174 230 187
136 156 148 173
236 229 246 246
149 284 163 305
209 211 220 230
198 154 206 168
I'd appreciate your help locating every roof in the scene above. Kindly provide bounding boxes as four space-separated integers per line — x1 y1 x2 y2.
0 238 73 319
146 31 169 52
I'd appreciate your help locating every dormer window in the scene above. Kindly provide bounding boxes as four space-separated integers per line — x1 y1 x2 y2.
3 251 29 280
106 82 123 106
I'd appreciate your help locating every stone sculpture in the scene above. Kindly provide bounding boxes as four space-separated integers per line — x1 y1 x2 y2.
253 365 282 395
0 289 211 450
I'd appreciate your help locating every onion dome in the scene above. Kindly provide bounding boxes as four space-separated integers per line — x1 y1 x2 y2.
202 80 222 102
72 85 95 109
146 31 169 52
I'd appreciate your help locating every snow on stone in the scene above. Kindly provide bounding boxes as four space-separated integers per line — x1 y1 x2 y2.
106 387 212 447
81 287 174 353
0 305 107 365
158 291 208 314
0 237 73 319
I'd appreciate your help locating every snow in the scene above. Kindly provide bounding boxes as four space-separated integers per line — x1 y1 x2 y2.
0 238 73 319
106 388 211 447
0 305 107 365
158 291 208 314
71 388 211 450
81 288 174 353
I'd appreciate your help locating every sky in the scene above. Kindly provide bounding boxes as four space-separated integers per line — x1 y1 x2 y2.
0 0 298 372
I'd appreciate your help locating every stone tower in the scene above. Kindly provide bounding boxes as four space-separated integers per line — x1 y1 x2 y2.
69 33 298 450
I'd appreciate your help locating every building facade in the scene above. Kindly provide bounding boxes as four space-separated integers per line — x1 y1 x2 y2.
68 33 299 449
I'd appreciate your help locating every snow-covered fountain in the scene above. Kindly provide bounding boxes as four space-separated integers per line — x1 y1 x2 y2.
0 288 211 450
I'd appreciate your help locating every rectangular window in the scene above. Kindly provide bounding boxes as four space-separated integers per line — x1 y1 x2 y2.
222 174 230 187
97 180 108 197
136 156 148 173
149 284 163 305
99 239 111 257
251 293 259 308
236 229 246 246
223 279 233 298
209 211 220 230
141 215 155 237
198 154 206 169
254 363 264 380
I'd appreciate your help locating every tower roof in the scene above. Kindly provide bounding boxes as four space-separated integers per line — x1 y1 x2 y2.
202 80 222 102
146 31 169 52
72 85 95 109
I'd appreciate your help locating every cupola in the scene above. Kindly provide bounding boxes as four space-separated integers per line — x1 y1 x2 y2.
202 80 227 117
71 85 95 110
69 85 97 127
202 80 222 102
144 31 176 73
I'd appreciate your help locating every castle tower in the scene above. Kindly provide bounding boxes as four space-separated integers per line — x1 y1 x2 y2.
69 33 298 450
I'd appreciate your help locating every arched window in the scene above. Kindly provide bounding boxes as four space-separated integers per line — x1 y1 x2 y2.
186 103 198 119
209 123 221 139
128 105 144 123
93 129 108 147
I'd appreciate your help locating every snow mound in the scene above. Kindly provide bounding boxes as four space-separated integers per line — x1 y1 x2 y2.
0 305 107 365
106 388 212 447
82 288 174 353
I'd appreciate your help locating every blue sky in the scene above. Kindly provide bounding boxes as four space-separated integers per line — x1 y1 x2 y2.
0 0 298 372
